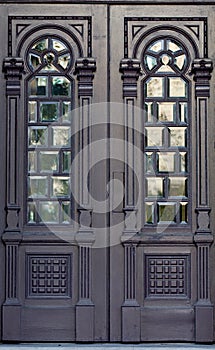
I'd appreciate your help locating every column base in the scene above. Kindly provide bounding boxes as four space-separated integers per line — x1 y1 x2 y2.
195 303 213 342
2 304 21 341
76 301 94 341
122 302 140 342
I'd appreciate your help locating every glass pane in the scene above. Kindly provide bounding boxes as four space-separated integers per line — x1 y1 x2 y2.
167 40 181 52
158 102 175 122
146 77 163 97
51 77 70 96
169 177 187 197
158 152 175 172
180 152 187 172
29 54 41 70
59 54 71 69
169 127 186 147
146 177 164 197
28 176 48 198
145 55 157 70
180 202 188 223
145 152 154 174
157 65 174 73
146 127 164 147
179 103 188 123
40 102 58 122
149 40 163 53
145 102 154 123
62 102 71 122
169 78 187 97
145 202 154 224
63 151 71 172
28 101 37 122
28 151 36 173
52 127 70 146
29 77 47 96
29 127 47 146
175 54 186 70
42 53 59 72
28 202 37 223
39 151 59 172
52 177 70 197
158 203 176 223
32 39 48 53
62 202 70 224
52 39 66 52
39 201 59 223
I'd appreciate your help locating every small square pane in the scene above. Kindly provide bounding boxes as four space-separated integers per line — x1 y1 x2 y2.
51 77 70 96
28 202 37 223
158 103 175 122
28 101 37 122
180 202 188 223
158 152 175 172
33 39 48 53
39 201 59 224
168 78 187 97
146 78 163 97
146 177 163 197
28 176 48 198
179 103 188 123
39 152 59 172
158 202 176 223
28 151 36 173
62 202 70 224
52 177 70 197
63 151 71 172
40 102 58 122
180 152 187 172
145 152 154 174
29 127 47 146
62 102 71 122
146 127 164 147
145 202 154 224
29 77 47 96
169 127 186 147
52 127 70 146
169 177 187 197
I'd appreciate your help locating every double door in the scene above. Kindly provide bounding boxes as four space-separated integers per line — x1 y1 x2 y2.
0 2 214 343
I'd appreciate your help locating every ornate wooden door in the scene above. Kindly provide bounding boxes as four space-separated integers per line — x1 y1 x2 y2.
0 0 215 343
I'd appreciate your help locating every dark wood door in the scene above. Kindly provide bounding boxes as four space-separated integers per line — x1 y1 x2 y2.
0 1 215 343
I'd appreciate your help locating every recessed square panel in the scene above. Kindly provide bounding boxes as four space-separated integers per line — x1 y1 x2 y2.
158 202 176 223
158 102 175 122
52 177 70 197
146 77 163 97
40 102 58 122
39 201 59 224
146 127 164 147
168 78 187 97
28 176 48 198
169 177 187 197
39 151 59 172
158 152 175 172
146 177 164 197
52 127 70 146
169 127 186 147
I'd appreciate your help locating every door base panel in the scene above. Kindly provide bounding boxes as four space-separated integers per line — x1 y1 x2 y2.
195 304 214 343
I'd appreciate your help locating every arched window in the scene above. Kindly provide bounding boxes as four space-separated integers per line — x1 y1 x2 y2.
143 37 190 226
26 36 74 225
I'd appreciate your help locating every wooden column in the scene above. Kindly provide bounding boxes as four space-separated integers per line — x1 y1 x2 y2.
192 58 214 343
120 58 141 342
2 57 24 341
74 58 96 342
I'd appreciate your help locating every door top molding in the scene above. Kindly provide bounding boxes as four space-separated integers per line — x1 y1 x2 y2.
0 0 215 4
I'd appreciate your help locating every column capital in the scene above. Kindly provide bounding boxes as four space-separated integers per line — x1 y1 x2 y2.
119 58 142 98
191 58 213 97
74 57 96 97
3 57 24 80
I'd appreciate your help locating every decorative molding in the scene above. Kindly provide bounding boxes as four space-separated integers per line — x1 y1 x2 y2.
119 59 141 98
145 255 190 298
74 58 96 97
27 255 71 298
